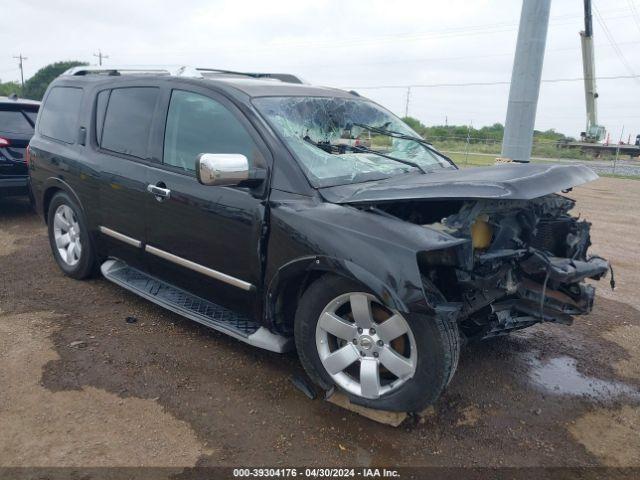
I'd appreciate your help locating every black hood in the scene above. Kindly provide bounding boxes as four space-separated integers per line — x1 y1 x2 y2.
319 163 598 204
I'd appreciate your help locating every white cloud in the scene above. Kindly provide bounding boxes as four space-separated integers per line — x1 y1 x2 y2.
2 0 639 138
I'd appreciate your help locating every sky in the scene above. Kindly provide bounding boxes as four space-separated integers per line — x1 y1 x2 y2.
2 0 639 140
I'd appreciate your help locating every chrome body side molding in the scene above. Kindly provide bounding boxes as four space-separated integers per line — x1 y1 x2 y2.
144 244 254 291
99 226 142 248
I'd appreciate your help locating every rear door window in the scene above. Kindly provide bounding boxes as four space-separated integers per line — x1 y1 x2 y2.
0 110 34 135
39 86 83 143
101 87 159 159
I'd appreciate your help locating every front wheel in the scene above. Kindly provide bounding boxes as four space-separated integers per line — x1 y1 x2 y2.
294 275 460 412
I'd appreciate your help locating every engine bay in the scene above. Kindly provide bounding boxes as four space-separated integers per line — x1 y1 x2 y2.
369 194 611 340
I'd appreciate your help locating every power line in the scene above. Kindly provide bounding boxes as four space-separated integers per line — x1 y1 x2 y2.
59 9 630 59
628 0 640 34
280 39 640 70
344 74 640 90
593 2 640 85
12 54 27 87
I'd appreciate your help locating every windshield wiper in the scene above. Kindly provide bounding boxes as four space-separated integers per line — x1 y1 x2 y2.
352 122 457 169
347 144 428 174
303 136 427 174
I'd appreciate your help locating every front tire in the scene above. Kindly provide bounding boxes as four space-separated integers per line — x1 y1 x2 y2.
47 192 96 279
294 275 460 412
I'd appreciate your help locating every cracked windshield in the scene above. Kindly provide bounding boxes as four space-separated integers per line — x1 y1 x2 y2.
254 96 452 187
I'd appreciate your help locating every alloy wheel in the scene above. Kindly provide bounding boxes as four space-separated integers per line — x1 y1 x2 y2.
53 204 82 267
315 292 417 399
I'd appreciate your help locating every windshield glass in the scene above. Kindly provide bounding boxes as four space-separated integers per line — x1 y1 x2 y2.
253 96 452 187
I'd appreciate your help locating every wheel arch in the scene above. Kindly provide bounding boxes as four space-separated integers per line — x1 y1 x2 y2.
41 177 85 224
265 255 409 335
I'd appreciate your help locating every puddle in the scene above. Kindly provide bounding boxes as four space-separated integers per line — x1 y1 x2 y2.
527 355 639 401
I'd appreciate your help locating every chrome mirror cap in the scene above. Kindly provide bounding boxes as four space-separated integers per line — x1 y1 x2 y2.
196 153 250 187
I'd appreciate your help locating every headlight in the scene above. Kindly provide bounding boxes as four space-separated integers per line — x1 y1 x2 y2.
471 214 492 249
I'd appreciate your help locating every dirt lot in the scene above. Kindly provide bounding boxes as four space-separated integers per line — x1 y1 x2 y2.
1 177 639 472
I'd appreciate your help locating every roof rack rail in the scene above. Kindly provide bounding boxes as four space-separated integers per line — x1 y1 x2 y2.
62 65 203 78
62 65 306 84
195 68 305 84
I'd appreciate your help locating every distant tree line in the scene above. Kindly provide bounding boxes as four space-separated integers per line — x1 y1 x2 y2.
0 61 86 100
401 116 575 143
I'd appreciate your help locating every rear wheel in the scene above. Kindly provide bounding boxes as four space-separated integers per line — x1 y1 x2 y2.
47 192 96 279
295 275 460 412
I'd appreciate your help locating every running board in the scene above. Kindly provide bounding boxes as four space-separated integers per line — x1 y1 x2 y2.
101 259 293 353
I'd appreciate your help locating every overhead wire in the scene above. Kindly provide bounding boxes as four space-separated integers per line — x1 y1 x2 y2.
343 74 640 90
627 0 640 34
593 1 640 84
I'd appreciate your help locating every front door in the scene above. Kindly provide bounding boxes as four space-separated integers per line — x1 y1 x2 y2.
144 88 270 319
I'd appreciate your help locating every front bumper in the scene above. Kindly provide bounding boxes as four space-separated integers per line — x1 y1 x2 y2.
454 251 610 339
520 253 609 284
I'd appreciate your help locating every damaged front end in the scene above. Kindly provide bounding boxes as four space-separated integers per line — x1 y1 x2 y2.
380 194 611 340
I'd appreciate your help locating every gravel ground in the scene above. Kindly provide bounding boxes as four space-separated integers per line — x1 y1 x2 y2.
0 177 639 474
539 158 640 177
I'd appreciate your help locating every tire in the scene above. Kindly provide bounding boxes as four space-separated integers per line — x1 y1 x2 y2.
294 275 460 412
47 191 96 279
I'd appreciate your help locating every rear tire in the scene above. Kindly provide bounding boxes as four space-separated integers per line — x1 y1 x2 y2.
294 275 460 412
47 192 96 280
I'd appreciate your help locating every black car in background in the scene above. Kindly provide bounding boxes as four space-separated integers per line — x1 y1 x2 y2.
0 94 40 197
28 66 609 412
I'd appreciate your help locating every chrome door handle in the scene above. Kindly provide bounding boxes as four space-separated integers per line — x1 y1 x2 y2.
147 184 171 201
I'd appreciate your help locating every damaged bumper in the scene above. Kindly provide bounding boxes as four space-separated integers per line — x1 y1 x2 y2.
520 252 609 284
418 194 611 340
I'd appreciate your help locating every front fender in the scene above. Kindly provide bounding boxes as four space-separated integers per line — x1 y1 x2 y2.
265 193 465 322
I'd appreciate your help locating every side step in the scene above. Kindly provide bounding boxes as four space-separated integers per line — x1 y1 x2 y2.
101 259 293 353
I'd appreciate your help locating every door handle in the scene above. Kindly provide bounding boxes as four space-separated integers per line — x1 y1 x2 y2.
147 183 171 201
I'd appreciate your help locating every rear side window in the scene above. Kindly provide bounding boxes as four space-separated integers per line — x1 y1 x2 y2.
101 87 159 159
0 110 34 135
39 87 83 143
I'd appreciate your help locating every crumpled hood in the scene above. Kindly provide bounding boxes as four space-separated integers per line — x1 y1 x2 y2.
319 163 599 204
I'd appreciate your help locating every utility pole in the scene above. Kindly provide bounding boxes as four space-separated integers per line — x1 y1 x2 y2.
613 125 624 175
93 49 109 66
404 86 411 117
500 0 551 163
13 54 27 87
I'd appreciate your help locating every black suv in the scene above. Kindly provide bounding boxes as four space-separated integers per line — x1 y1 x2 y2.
29 66 610 412
1 95 40 197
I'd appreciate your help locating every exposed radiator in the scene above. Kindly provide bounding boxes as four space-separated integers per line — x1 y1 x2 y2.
530 218 572 256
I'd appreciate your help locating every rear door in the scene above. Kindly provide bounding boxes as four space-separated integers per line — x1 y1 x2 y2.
94 85 160 269
144 86 270 318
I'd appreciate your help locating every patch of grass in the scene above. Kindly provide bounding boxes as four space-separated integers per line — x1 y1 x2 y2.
445 152 496 167
599 173 640 181
432 140 624 162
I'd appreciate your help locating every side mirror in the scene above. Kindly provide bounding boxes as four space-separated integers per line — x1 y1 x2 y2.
196 153 254 187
